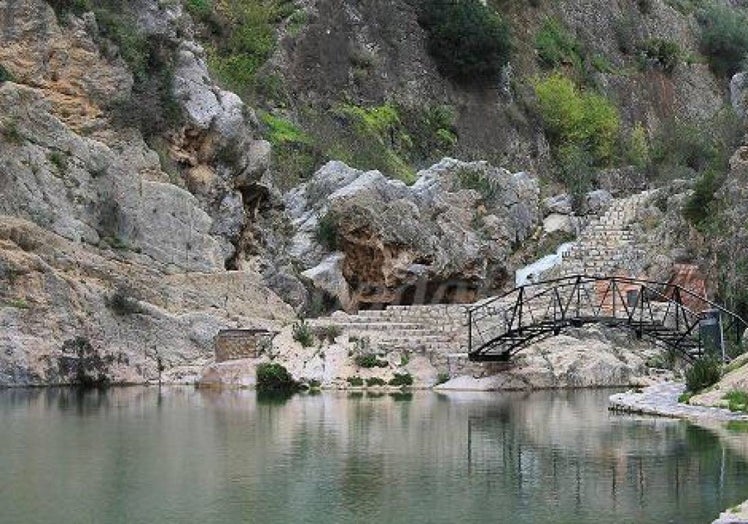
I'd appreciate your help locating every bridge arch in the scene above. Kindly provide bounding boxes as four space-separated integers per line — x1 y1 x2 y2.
467 275 748 362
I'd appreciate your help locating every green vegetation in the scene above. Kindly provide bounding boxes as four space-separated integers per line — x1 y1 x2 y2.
332 103 414 183
205 0 296 93
292 319 315 348
723 390 748 412
0 64 14 83
678 391 693 404
355 354 389 368
535 18 582 71
454 167 501 202
106 286 144 316
315 212 340 251
637 38 680 74
388 372 414 387
366 377 387 387
436 372 450 385
48 151 68 173
1 119 22 144
346 376 364 387
256 362 299 391
685 356 722 393
727 420 748 432
261 113 311 145
625 122 650 170
418 0 511 82
698 4 748 77
534 74 620 166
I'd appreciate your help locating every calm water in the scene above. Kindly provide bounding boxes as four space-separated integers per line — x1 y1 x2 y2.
2 388 748 524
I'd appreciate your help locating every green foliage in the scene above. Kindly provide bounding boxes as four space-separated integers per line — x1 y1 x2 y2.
454 167 501 201
317 325 342 344
418 0 511 81
1 119 22 144
48 151 68 173
106 286 143 316
315 212 340 251
261 113 310 146
682 169 719 228
724 390 748 412
388 372 414 387
685 356 722 393
186 0 213 18
0 64 14 83
355 354 389 368
346 376 364 387
625 122 650 169
534 73 620 166
256 362 299 391
535 18 582 70
366 377 387 387
678 391 693 404
698 4 748 77
207 0 296 92
637 38 680 73
436 372 450 385
3 298 30 309
292 319 315 348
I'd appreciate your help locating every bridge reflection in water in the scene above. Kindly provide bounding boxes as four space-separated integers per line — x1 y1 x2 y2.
468 275 748 362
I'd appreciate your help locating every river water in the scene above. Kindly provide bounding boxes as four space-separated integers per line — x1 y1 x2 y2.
2 387 748 523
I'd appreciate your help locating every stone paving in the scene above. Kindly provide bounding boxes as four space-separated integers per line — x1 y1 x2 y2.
609 382 748 422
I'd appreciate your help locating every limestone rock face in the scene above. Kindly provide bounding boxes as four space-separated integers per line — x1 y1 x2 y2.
0 217 294 386
731 72 748 121
285 158 540 308
0 1 297 385
438 328 654 391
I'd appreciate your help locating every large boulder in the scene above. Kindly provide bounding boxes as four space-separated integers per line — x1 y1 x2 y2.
285 158 540 308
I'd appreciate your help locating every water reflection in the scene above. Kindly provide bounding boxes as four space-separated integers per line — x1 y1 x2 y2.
1 387 747 524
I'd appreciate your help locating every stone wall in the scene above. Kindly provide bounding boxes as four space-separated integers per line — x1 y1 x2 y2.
214 330 275 363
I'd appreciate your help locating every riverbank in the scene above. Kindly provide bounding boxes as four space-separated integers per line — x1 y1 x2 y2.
609 383 748 524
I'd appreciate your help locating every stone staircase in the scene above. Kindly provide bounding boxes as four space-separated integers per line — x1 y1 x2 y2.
307 190 658 374
309 304 473 372
557 190 656 277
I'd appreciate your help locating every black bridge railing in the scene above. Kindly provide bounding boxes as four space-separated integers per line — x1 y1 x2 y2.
467 275 748 362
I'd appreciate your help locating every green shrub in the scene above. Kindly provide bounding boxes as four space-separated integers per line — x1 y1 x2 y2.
106 286 143 316
1 119 22 144
317 325 341 344
315 212 339 250
637 38 680 74
685 356 722 393
698 4 748 77
683 169 719 228
48 151 68 173
59 336 112 389
436 372 450 385
355 354 389 368
678 391 693 404
535 18 582 70
206 0 296 92
454 167 501 202
388 372 414 387
256 362 299 391
347 376 364 387
418 0 511 81
625 122 650 169
0 64 14 83
292 319 314 348
261 113 311 146
534 73 620 166
366 377 387 387
724 390 748 412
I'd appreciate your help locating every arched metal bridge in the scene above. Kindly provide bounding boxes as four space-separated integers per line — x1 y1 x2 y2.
467 275 748 362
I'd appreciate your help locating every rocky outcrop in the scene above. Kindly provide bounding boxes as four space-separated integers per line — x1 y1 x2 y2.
0 217 293 386
285 158 540 308
438 326 658 391
0 1 295 386
732 72 748 122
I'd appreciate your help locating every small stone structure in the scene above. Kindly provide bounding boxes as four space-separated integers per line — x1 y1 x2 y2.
214 329 276 363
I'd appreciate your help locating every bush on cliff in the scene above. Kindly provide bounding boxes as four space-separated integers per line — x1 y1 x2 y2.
418 0 511 82
685 356 721 393
698 4 748 77
256 363 299 391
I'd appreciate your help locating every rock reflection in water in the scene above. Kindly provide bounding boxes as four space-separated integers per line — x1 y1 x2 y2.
1 387 747 523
